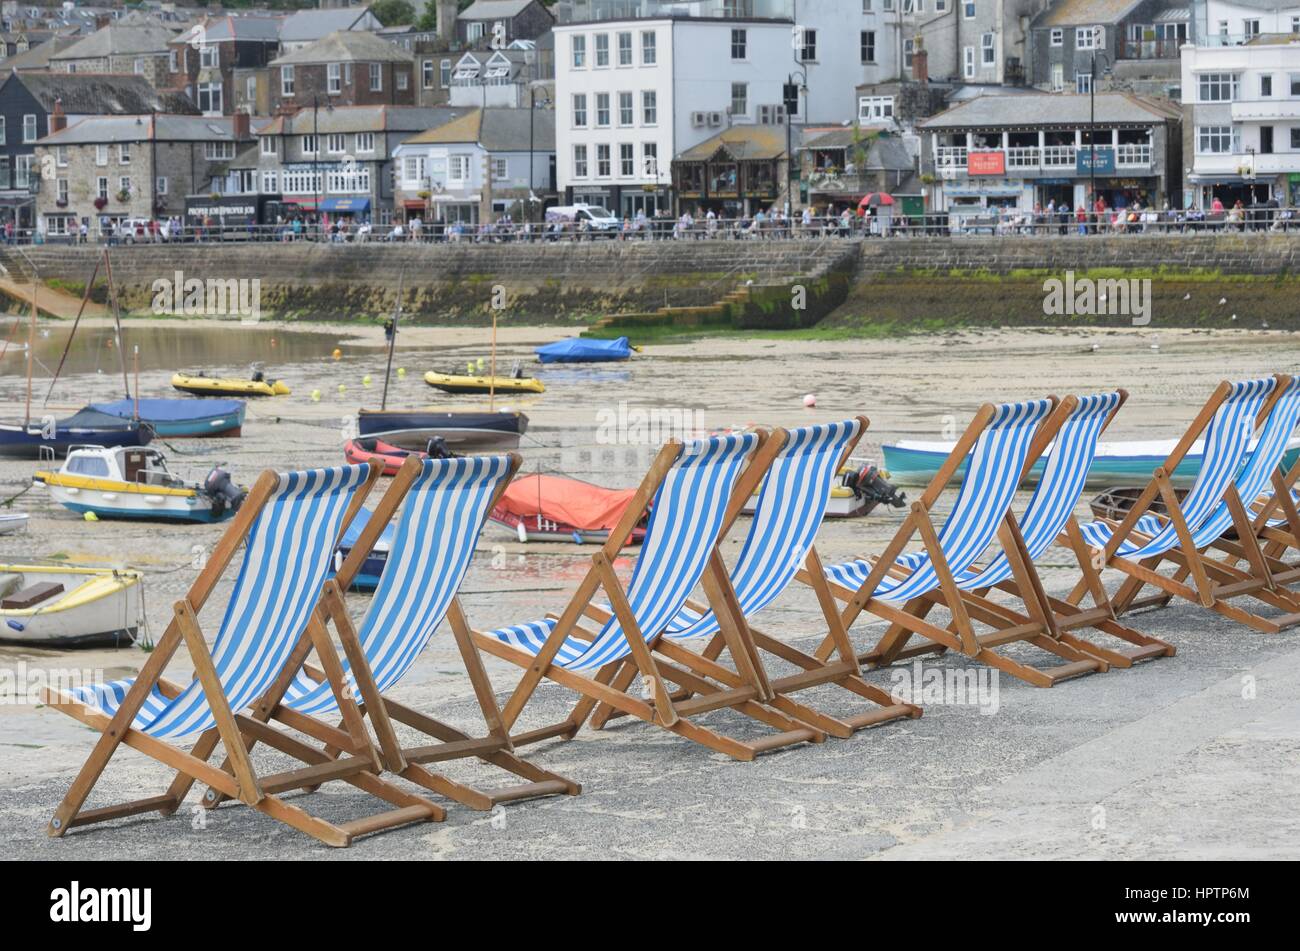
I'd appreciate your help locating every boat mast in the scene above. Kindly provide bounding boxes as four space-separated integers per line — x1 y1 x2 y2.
103 250 131 400
381 267 404 411
24 280 35 427
133 345 140 421
489 308 497 412
43 250 103 406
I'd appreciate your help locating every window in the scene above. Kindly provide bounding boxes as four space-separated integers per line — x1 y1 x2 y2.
169 49 178 72
799 28 817 62
247 75 257 101
467 21 485 42
356 133 374 153
156 176 168 195
56 145 67 167
862 0 872 9
1050 28 1063 47
281 65 294 96
963 0 975 18
22 113 36 143
261 170 278 193
1244 19 1260 37
904 37 915 70
963 46 975 79
326 133 345 154
1197 126 1237 154
402 156 425 184
1292 128 1300 149
1292 15 1300 33
595 33 609 67
861 31 876 64
449 155 470 181
596 143 611 177
0 117 4 145
1198 73 1238 102
981 32 995 66
491 157 508 180
1076 71 1092 94
96 144 108 166
1261 74 1273 97
441 59 451 86
118 176 131 195
618 91 634 126
204 142 234 160
936 0 947 10
1077 26 1100 50
642 90 657 125
619 143 634 177
617 31 632 66
642 142 658 177
0 157 9 189
641 30 656 65
731 28 746 60
97 176 108 200
729 81 748 116
883 0 894 10
902 0 923 12
573 144 588 178
15 155 31 189
1291 74 1300 95
573 93 588 127
369 63 382 91
261 136 276 156
596 92 610 127
572 34 586 68
56 177 67 203
422 59 434 88
859 96 894 122
198 81 222 113
328 63 341 94
200 43 216 68
302 134 317 155
118 143 130 164
1051 62 1064 91
133 58 144 75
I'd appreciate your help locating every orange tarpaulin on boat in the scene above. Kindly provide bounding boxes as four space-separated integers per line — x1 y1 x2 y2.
497 474 636 531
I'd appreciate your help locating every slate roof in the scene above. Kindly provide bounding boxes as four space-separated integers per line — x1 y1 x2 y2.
271 29 414 66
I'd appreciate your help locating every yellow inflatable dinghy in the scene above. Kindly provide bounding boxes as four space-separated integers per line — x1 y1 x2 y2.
423 372 545 396
172 373 290 397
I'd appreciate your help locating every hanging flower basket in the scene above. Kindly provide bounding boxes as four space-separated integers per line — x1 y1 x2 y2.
93 196 108 210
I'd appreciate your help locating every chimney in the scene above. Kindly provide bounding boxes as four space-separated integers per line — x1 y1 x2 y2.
913 48 928 85
436 0 458 42
232 109 250 141
49 97 66 133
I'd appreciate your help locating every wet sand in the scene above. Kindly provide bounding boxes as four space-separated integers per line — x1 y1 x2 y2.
1 321 1298 859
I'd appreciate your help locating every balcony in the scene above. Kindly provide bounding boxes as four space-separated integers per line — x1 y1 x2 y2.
1116 144 1153 166
1232 99 1300 121
935 146 967 169
1116 37 1183 60
931 144 1151 174
559 0 794 23
1043 145 1077 167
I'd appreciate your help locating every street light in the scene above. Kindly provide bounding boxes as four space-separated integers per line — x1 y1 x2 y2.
527 84 551 224
1087 35 1112 230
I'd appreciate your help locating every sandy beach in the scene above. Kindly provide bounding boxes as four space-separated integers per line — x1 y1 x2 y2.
1 319 1298 859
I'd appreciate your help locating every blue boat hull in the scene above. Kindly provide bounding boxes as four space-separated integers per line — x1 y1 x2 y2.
91 399 246 438
0 419 152 459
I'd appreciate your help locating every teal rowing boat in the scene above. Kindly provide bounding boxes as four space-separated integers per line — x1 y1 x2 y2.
883 437 1300 488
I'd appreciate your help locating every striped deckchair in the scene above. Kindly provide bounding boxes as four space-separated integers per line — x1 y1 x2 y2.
574 419 921 739
473 433 829 761
810 398 1109 687
42 464 447 848
203 453 580 813
1073 376 1300 633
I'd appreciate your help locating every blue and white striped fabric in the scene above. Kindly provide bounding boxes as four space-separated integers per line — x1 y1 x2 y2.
489 433 759 671
1078 378 1277 558
663 420 861 640
65 466 373 738
823 399 1054 602
281 456 513 716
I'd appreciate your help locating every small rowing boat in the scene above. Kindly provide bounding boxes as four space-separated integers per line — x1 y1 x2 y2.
0 513 28 535
0 564 141 647
172 372 289 398
90 398 246 438
489 473 646 544
423 371 545 396
0 407 153 459
343 436 459 476
884 435 1300 488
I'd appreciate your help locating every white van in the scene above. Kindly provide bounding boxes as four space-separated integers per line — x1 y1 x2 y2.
545 204 620 233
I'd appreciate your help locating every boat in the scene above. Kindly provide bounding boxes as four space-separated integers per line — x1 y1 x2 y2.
741 462 908 519
357 409 528 452
883 435 1300 488
34 445 245 523
489 473 647 544
334 508 395 591
90 398 246 438
0 407 153 459
0 513 28 535
423 370 545 396
536 336 634 364
0 564 142 647
343 436 461 475
172 372 290 398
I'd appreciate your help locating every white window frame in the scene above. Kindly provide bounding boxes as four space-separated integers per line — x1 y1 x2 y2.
281 65 294 96
1050 28 1063 47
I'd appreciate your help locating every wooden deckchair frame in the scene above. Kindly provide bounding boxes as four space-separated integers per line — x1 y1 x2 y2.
1073 376 1300 634
203 453 581 814
42 464 448 848
805 397 1109 688
576 418 922 739
471 435 828 762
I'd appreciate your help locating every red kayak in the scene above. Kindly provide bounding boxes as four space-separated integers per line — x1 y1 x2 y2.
343 437 426 476
490 473 648 544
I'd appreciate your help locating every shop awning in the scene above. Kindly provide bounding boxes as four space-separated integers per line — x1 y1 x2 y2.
321 197 370 213
1187 174 1250 184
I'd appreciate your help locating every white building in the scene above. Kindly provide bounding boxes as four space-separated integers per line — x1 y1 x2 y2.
554 0 878 217
1193 0 1300 46
1181 34 1300 207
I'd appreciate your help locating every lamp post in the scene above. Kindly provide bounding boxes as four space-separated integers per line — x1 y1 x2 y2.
312 94 320 238
527 84 551 225
1087 37 1112 231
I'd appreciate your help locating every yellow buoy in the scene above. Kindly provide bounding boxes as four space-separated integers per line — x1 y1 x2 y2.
397 367 406 379
362 375 372 387
332 348 343 360
310 389 321 402
83 511 99 522
337 384 347 396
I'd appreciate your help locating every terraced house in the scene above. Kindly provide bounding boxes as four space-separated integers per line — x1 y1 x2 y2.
47 18 177 87
268 30 418 113
167 16 283 117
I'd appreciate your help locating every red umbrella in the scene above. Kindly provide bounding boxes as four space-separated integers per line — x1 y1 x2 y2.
858 192 895 210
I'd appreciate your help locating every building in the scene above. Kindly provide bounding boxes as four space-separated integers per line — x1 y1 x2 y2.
47 19 178 87
0 34 79 71
226 105 463 225
671 125 786 217
448 46 548 107
1180 34 1300 208
456 0 555 47
277 6 382 54
393 105 555 225
1193 0 1300 44
0 71 196 232
800 125 920 214
269 31 417 113
919 90 1182 216
167 17 282 117
33 112 255 237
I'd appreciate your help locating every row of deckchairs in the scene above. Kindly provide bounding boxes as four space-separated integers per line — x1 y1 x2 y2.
44 375 1300 846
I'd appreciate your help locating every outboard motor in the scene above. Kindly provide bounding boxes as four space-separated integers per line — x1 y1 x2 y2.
425 436 457 460
204 467 247 519
841 465 907 510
